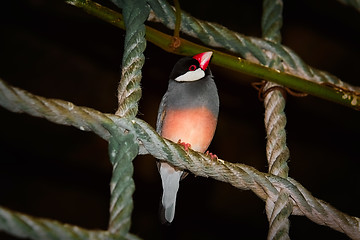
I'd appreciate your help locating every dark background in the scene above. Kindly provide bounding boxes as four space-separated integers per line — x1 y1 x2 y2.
1 0 360 239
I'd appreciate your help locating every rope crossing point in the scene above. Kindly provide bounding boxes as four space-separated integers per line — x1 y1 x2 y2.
0 0 360 239
147 0 360 94
1 78 360 239
109 0 149 236
260 0 292 239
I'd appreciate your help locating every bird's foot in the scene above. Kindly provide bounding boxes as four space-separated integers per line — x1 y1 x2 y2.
177 139 191 151
205 150 218 160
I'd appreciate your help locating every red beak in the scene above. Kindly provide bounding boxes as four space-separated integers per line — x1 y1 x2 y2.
192 51 213 70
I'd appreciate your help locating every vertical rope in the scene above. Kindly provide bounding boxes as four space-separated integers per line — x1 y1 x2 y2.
108 131 139 236
261 0 292 239
109 0 149 236
115 1 149 118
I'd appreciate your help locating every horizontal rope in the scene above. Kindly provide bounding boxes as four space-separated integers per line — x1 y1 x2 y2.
108 0 149 236
1 78 359 239
66 0 360 111
0 78 117 141
132 118 360 240
0 206 140 240
261 0 292 239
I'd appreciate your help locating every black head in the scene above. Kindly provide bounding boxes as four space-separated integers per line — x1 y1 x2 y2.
169 52 213 82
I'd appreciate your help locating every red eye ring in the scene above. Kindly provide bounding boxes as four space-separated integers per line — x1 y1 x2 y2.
189 65 197 71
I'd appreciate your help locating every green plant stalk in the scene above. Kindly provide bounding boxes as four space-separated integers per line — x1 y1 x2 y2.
66 0 360 110
173 0 181 38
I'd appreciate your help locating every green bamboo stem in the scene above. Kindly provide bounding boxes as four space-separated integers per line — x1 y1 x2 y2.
66 0 360 111
173 0 181 38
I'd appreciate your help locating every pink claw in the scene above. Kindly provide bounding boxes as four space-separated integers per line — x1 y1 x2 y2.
178 139 191 151
205 150 218 160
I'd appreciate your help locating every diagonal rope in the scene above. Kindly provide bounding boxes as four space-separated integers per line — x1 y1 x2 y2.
1 1 357 239
261 1 292 239
133 118 360 240
1 78 359 239
0 78 118 140
0 207 107 240
0 206 141 240
146 0 360 94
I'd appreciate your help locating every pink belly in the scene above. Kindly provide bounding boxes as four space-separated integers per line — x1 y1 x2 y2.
161 107 217 152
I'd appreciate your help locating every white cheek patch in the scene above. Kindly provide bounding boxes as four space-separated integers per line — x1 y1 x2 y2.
175 68 205 82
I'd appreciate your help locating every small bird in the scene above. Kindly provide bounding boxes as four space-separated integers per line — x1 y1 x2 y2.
156 51 219 224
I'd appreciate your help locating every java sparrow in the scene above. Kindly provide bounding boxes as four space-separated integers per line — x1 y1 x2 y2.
156 51 219 223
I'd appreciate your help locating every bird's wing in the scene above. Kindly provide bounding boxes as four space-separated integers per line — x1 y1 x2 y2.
155 91 167 173
156 92 184 223
156 91 168 134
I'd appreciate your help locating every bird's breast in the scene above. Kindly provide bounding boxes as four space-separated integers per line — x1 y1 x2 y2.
161 106 217 153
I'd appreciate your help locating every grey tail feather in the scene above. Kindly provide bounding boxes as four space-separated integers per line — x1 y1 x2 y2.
159 163 182 224
160 195 177 224
159 202 172 225
160 178 180 224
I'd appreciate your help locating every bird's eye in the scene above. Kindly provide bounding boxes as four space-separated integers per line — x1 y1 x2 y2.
188 65 197 71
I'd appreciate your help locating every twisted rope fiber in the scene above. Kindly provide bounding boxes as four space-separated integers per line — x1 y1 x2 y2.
263 84 289 177
0 207 107 240
146 0 360 93
0 1 358 239
132 118 360 240
0 206 141 240
261 0 291 239
116 1 149 119
0 79 118 140
109 0 149 236
0 78 142 240
108 132 139 236
1 78 359 238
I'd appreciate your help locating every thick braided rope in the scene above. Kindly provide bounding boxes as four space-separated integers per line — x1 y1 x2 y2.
0 207 107 240
263 79 290 178
262 0 282 43
1 78 359 239
108 132 139 235
262 5 291 240
263 79 292 240
0 206 141 240
132 118 360 240
146 0 360 93
109 0 149 236
0 78 117 140
261 1 292 239
0 78 140 239
115 1 149 118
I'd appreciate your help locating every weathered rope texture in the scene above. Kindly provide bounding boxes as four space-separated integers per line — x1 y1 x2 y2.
0 78 116 140
115 0 149 118
261 0 291 239
146 0 360 93
0 207 106 240
108 132 139 235
263 79 291 240
0 206 142 240
108 0 149 236
133 118 360 240
1 78 360 239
